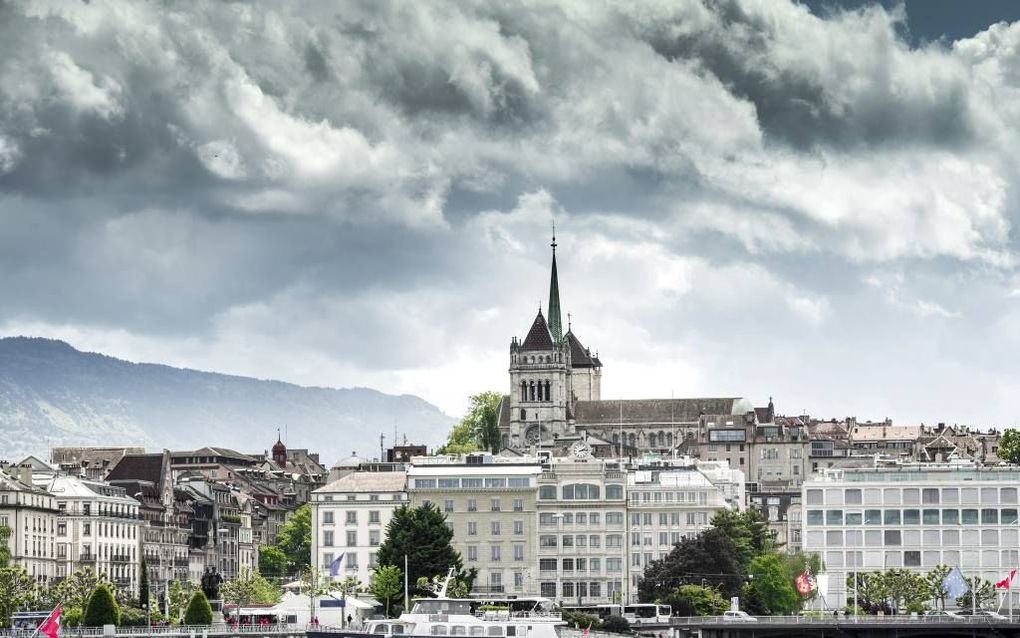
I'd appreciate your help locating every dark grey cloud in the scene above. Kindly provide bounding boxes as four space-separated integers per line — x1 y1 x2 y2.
1 0 1019 427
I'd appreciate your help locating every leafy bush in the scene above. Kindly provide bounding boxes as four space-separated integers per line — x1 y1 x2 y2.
62 607 83 628
83 585 121 627
601 615 630 634
183 590 213 626
119 607 148 626
561 610 601 630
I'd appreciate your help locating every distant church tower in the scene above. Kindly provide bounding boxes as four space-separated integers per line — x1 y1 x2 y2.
507 233 572 448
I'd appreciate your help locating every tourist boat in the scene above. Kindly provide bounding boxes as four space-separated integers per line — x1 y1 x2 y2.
307 570 565 638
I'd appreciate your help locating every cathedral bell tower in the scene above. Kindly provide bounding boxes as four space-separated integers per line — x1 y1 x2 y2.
506 232 572 449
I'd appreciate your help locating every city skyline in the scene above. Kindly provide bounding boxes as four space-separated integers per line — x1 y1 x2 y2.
4 1 1020 429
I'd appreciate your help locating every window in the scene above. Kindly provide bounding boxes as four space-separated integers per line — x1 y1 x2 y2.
845 489 862 505
922 488 940 504
468 522 477 536
943 509 959 525
539 486 556 500
370 530 380 546
806 510 823 526
606 534 622 548
463 478 483 488
347 553 358 568
562 583 574 598
346 531 357 545
468 499 478 512
982 509 999 524
562 513 574 524
709 429 745 442
590 535 600 548
346 511 357 524
607 558 622 572
513 499 523 512
514 521 524 535
962 509 979 525
903 510 920 525
1003 509 1019 525
904 551 921 567
846 512 862 525
491 522 501 536
540 558 557 571
923 509 940 525
514 544 524 561
540 513 556 526
806 490 823 505
540 535 557 548
444 500 454 513
323 511 334 524
884 531 901 546
606 485 623 499
541 583 556 597
884 510 901 525
826 510 843 525
438 478 460 488
577 513 587 525
563 484 600 500
491 545 501 561
514 572 524 589
562 535 574 547
562 558 574 572
485 478 507 489
606 512 623 525
491 498 501 512
467 546 477 562
415 479 436 489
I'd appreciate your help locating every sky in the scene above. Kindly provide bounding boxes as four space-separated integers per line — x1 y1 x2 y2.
3 0 1020 430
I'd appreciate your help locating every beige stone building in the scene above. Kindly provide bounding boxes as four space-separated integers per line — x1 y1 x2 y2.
0 464 58 585
408 456 541 596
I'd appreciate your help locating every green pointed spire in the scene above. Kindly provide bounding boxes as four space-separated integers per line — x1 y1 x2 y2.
547 226 563 342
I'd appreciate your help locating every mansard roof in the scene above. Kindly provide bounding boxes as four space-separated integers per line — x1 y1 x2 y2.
107 453 166 490
573 398 753 426
520 310 555 351
565 330 599 368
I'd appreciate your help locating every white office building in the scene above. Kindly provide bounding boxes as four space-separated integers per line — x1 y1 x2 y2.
311 471 407 586
802 464 1020 609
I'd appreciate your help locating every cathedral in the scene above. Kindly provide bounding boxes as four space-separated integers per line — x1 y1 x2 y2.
496 234 755 457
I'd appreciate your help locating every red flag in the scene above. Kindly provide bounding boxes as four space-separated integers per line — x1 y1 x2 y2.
582 622 591 636
38 605 60 638
795 569 816 596
995 569 1017 589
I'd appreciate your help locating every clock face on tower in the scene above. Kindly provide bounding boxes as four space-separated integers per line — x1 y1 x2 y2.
525 425 542 443
571 440 592 459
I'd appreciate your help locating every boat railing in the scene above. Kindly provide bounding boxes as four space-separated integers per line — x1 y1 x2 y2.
472 611 562 621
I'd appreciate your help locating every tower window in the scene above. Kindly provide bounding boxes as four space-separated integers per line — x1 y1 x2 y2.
544 380 551 402
520 409 526 421
529 381 536 401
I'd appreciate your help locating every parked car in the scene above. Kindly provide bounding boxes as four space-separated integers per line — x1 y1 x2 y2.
923 610 963 618
722 611 757 622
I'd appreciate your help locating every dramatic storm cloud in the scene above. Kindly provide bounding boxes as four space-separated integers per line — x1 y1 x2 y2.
3 0 1020 433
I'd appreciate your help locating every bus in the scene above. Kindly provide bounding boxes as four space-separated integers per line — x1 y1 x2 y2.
10 611 51 631
622 604 671 625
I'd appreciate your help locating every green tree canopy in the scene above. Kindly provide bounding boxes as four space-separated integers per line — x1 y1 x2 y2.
370 565 404 617
659 584 729 616
924 565 953 611
378 503 473 595
638 527 745 601
956 576 996 611
258 545 288 578
709 509 777 569
221 568 282 609
277 504 312 574
999 429 1020 464
138 559 149 612
0 527 11 567
53 567 109 612
183 590 213 626
438 392 503 454
0 567 37 627
83 585 120 627
167 581 196 625
742 553 799 616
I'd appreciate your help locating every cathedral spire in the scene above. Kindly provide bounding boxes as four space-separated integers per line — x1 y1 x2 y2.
547 224 563 342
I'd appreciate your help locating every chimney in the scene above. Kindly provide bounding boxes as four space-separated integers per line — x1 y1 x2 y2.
19 464 32 487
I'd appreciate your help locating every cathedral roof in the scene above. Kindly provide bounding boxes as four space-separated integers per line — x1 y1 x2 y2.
572 398 752 425
565 330 599 368
520 310 555 351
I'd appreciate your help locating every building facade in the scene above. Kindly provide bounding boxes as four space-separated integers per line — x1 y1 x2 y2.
802 464 1020 609
408 457 541 596
311 471 407 586
0 465 58 584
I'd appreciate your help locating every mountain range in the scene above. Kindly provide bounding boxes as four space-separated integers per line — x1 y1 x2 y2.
0 337 454 466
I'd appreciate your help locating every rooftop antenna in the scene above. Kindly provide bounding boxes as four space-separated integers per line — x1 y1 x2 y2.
671 390 676 460
380 433 386 463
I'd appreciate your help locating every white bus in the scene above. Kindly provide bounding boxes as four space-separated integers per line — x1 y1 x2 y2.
622 604 671 625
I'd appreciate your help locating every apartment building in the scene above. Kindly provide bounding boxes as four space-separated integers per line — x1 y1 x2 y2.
802 463 1020 609
0 465 59 584
44 475 142 593
311 471 407 586
625 460 743 593
535 450 628 606
408 456 541 596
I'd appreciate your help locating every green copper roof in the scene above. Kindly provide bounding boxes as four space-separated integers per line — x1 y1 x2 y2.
547 233 563 342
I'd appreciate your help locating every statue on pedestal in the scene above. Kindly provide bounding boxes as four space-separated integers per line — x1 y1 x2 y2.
201 566 223 601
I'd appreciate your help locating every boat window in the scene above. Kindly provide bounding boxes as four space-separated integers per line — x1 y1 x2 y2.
371 624 389 635
451 627 466 636
470 627 485 636
506 627 516 637
431 626 449 636
392 626 406 635
487 628 504 637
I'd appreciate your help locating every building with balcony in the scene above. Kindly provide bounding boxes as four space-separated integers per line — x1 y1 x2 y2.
42 475 142 594
0 464 59 584
801 463 1020 610
408 455 541 596
311 471 407 587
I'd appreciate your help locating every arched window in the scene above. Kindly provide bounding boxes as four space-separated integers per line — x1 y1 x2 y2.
606 485 624 500
648 433 657 448
539 486 557 500
520 409 526 421
520 381 527 402
529 381 536 402
628 433 636 448
659 431 666 447
666 432 673 447
546 356 551 363
612 433 620 446
544 380 551 402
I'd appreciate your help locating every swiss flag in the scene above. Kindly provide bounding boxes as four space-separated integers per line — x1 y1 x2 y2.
38 605 60 638
995 569 1017 590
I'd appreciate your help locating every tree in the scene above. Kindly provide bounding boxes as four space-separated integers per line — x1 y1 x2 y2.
53 567 109 611
221 568 281 610
276 504 312 574
0 527 11 567
925 565 953 611
709 510 776 569
601 615 630 634
845 571 890 614
0 567 37 627
438 392 503 454
999 429 1020 464
377 503 473 595
882 569 929 614
370 566 403 617
659 584 729 616
167 580 196 625
258 545 288 578
83 585 120 627
956 576 996 611
742 553 799 616
183 590 213 626
639 528 745 601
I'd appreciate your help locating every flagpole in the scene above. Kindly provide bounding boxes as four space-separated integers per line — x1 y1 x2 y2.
404 554 409 614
